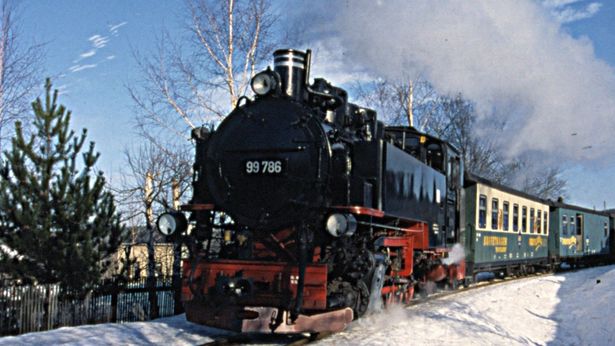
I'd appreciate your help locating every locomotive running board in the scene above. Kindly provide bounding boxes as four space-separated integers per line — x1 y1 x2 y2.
240 307 354 333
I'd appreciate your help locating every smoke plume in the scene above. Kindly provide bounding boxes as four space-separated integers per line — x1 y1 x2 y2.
298 0 615 163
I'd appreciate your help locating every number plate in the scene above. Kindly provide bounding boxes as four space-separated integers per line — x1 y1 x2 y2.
244 159 285 175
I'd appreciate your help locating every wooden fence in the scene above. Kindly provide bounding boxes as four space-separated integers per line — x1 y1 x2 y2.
0 277 182 336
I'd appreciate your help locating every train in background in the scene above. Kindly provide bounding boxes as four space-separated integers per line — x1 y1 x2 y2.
154 48 615 334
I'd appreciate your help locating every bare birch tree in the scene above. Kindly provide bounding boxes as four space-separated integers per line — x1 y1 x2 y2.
0 1 45 152
128 0 277 142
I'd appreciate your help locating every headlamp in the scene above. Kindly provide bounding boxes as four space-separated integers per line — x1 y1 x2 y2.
251 71 278 96
325 213 357 237
156 211 187 237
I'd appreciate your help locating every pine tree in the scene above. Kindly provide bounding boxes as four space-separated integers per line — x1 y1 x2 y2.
0 79 124 293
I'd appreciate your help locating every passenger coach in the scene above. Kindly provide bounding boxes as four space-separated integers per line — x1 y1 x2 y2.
462 174 550 278
548 201 610 266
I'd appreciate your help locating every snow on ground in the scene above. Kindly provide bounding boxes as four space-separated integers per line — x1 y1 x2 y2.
317 265 615 346
0 314 231 346
1 265 614 345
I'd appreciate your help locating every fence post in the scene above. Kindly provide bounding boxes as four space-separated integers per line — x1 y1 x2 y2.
44 284 51 331
111 280 118 323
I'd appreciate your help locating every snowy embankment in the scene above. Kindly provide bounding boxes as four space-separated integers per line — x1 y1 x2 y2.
1 265 614 345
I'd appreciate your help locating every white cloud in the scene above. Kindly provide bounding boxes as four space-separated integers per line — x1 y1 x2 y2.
542 0 602 23
69 64 97 72
542 0 583 8
89 34 109 49
80 50 96 58
70 21 125 72
109 21 127 35
300 0 615 163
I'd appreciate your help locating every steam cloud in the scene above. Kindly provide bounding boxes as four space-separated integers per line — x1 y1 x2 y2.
442 243 465 266
299 0 615 163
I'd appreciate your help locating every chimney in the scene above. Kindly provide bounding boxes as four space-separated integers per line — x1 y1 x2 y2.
273 49 310 100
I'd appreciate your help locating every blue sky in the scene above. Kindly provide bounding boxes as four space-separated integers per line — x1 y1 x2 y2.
21 1 183 178
18 0 615 210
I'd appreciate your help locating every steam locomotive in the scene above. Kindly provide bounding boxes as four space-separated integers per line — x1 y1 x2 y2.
155 49 613 334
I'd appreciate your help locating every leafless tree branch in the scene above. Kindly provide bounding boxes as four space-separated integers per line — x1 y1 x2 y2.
0 1 45 153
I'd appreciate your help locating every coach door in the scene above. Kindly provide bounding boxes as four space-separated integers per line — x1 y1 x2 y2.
575 213 584 253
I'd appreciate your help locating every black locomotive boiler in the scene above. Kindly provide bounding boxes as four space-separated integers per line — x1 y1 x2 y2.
157 49 466 333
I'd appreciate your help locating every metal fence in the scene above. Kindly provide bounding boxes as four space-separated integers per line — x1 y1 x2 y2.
0 277 182 336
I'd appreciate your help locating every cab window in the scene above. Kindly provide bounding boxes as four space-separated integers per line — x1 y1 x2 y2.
562 215 568 236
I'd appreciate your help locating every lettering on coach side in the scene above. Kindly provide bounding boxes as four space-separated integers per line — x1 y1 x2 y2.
483 236 507 247
495 246 507 253
561 236 577 248
528 236 544 251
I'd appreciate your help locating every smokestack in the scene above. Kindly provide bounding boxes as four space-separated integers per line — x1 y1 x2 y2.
273 49 309 100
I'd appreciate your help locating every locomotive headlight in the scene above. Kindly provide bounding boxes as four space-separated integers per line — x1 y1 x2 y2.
156 211 187 237
251 71 278 96
325 213 357 237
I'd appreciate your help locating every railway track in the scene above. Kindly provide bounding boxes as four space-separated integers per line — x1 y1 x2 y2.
200 269 560 346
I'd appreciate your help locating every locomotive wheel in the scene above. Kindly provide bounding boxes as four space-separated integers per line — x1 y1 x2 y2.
353 280 370 318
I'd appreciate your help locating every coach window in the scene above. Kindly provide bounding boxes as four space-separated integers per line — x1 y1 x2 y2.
503 202 509 231
491 198 499 230
569 216 576 235
530 208 535 233
543 212 548 235
513 204 519 231
562 215 568 236
522 207 527 233
479 195 487 229
605 222 608 237
536 210 542 234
